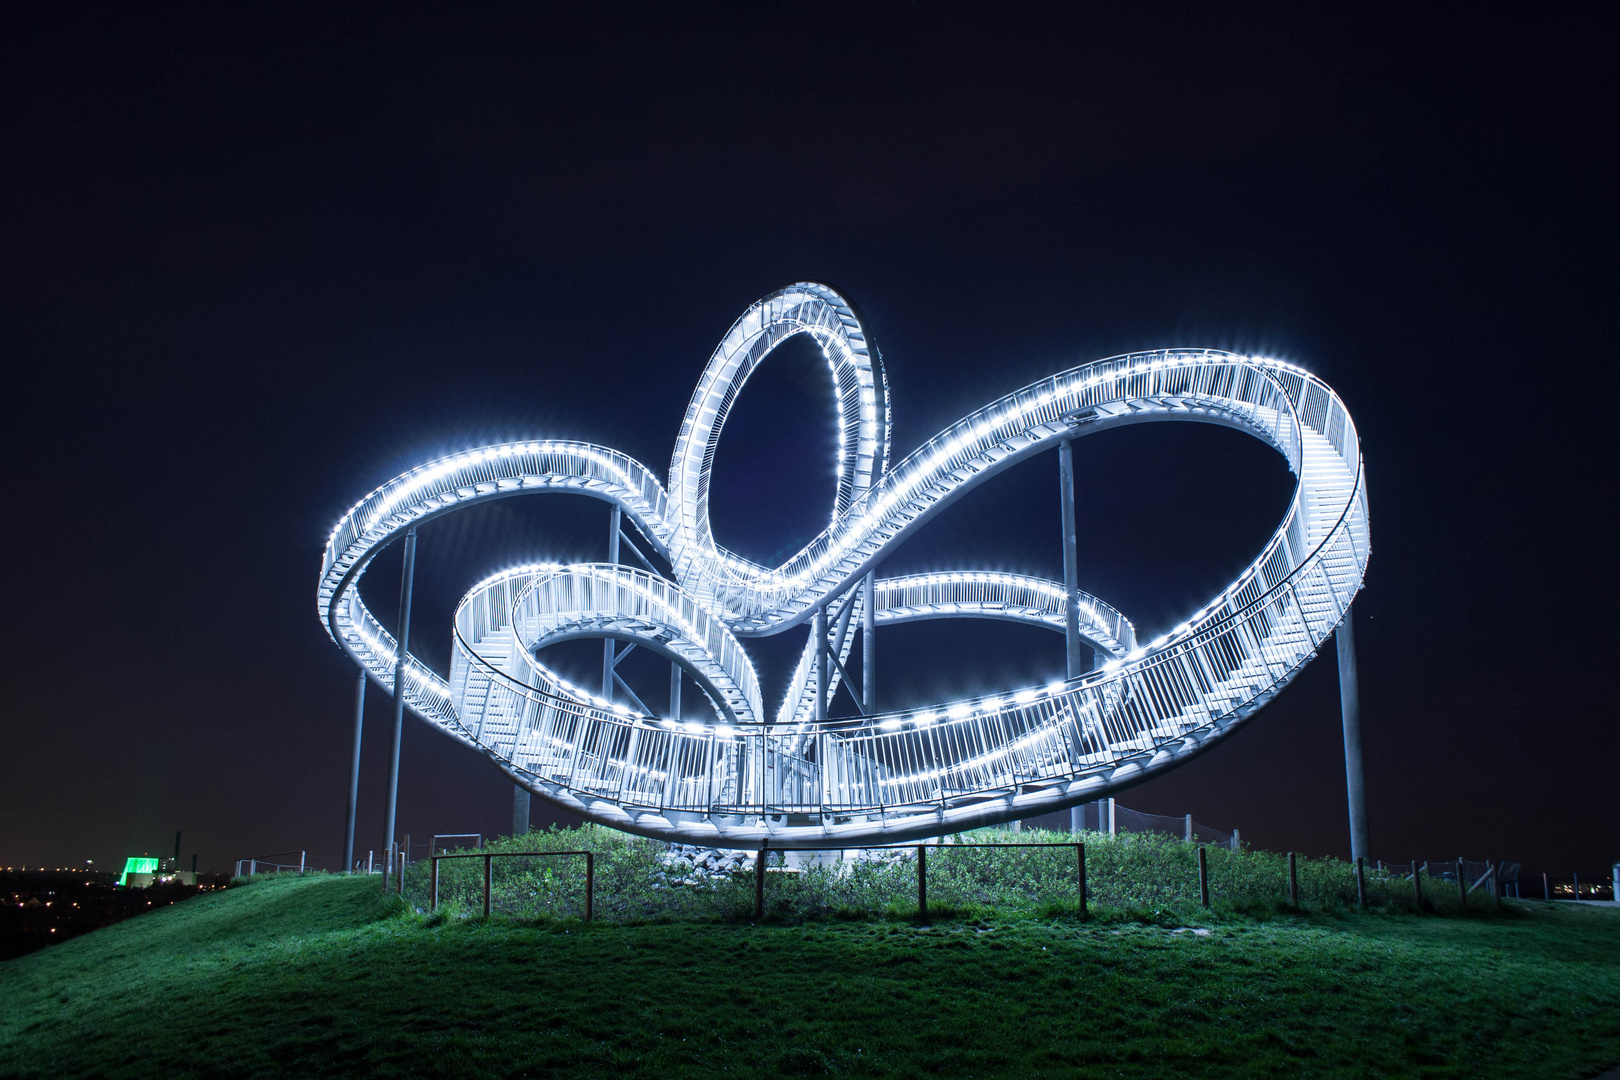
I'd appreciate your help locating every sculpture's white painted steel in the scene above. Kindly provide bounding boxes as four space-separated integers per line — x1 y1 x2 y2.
319 283 1368 847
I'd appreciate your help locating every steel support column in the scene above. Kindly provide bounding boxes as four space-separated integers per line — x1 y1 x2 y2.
1337 609 1368 861
814 606 828 726
862 570 876 714
1060 437 1083 834
381 525 418 892
603 506 621 700
512 786 530 837
669 662 681 721
343 669 365 873
1059 437 1082 676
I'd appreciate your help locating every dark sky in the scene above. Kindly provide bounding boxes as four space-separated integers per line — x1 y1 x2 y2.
2 8 1614 880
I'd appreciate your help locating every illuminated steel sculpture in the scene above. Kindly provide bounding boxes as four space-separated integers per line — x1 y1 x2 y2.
321 283 1368 850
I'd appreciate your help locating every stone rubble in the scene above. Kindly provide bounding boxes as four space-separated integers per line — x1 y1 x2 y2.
652 843 917 887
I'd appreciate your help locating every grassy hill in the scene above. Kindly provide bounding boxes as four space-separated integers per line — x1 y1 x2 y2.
2 873 1618 1078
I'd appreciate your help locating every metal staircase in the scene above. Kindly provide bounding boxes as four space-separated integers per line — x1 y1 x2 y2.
319 284 1367 847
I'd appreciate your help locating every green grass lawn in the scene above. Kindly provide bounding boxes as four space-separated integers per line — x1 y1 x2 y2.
3 874 1618 1079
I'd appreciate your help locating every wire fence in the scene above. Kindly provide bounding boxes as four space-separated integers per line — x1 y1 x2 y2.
389 821 1542 924
235 805 1613 916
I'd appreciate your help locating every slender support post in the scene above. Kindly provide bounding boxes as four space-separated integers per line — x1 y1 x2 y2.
1412 858 1423 909
1197 846 1210 907
1456 859 1467 908
603 507 621 700
917 845 928 920
1232 828 1241 852
483 853 493 918
1336 612 1368 861
250 858 257 877
1076 843 1087 916
823 646 866 714
299 851 306 876
1058 437 1082 679
1355 856 1367 908
1185 814 1193 842
382 526 418 893
512 786 530 837
755 842 767 920
1573 871 1580 899
1543 872 1549 900
431 857 440 909
1070 805 1083 835
585 852 594 923
397 850 404 896
1287 851 1299 906
669 663 681 721
813 606 828 726
344 669 366 874
612 668 653 716
1107 797 1117 837
862 571 876 713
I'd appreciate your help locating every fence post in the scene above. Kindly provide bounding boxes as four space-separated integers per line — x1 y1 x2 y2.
584 852 594 924
1543 872 1549 900
1185 814 1192 842
1355 857 1366 908
1412 858 1423 910
917 846 928 921
431 857 440 909
397 851 405 896
250 859 256 877
1108 798 1117 837
1456 858 1466 908
1573 871 1580 900
1232 829 1240 852
483 853 493 918
1287 851 1299 907
1197 846 1209 907
299 851 306 875
1076 843 1087 917
754 841 767 920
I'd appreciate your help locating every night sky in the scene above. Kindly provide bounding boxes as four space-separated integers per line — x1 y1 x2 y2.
3 9 1613 881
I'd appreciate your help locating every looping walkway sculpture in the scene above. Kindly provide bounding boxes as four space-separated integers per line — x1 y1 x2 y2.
320 283 1369 848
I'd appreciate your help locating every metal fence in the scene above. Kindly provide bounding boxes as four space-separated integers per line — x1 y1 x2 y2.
1062 799 1240 849
394 820 1542 924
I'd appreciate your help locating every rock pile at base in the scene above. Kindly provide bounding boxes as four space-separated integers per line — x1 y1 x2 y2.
652 843 919 887
653 845 752 886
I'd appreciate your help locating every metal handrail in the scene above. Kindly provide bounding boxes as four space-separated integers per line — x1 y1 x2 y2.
745 839 1088 921
429 850 594 921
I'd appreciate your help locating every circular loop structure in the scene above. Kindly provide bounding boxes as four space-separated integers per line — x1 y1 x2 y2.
319 282 1369 847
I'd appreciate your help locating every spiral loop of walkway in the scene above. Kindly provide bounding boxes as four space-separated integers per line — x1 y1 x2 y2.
319 283 1368 847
